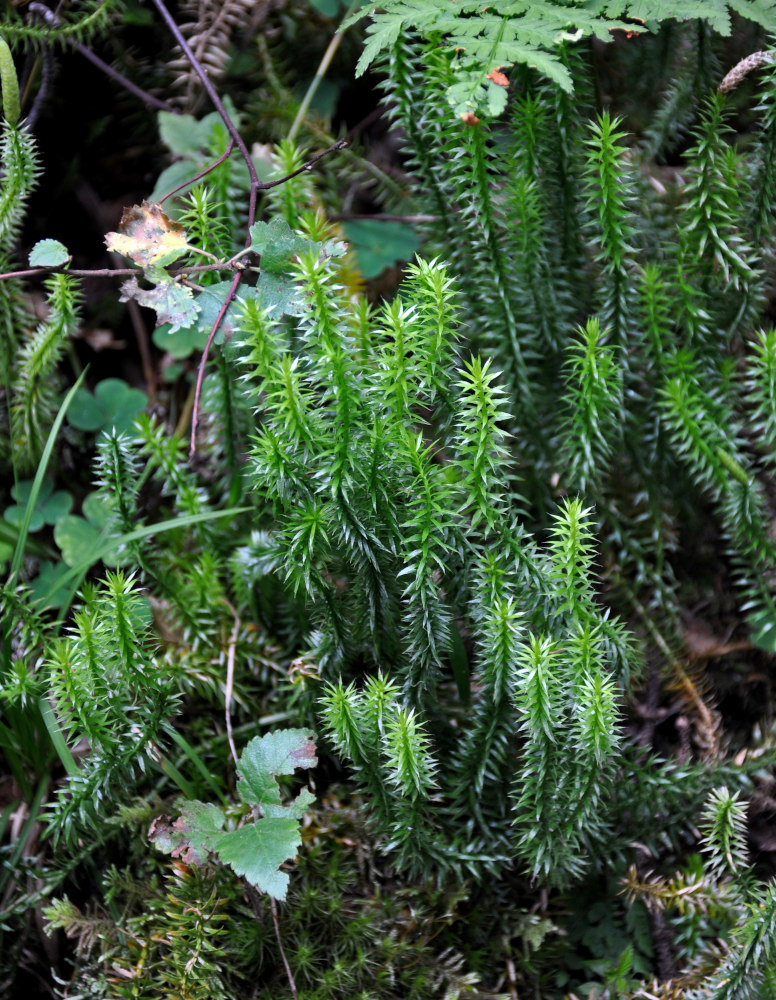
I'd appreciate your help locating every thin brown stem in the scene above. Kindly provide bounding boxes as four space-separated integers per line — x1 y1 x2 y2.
189 270 241 457
331 212 438 223
150 0 349 459
263 137 349 191
186 138 348 454
158 139 236 204
270 898 299 1000
221 599 240 769
28 3 177 113
72 41 177 113
149 0 260 230
125 297 157 404
0 258 256 282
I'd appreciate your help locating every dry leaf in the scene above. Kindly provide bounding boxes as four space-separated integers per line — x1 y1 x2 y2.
105 201 191 269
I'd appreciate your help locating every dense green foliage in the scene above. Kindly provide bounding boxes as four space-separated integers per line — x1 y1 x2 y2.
4 2 776 998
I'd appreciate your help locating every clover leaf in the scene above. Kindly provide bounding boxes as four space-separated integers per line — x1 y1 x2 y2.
68 379 148 436
4 477 73 533
54 492 126 568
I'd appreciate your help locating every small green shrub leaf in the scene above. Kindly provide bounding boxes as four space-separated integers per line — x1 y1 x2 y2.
29 239 69 268
212 818 301 900
236 728 318 807
150 730 316 900
158 111 216 157
149 801 226 863
256 270 304 317
248 215 311 266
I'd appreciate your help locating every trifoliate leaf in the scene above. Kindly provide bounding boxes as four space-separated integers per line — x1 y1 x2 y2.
54 492 125 568
235 728 317 809
5 477 72 532
105 201 191 268
29 239 70 268
68 378 147 434
119 275 200 334
212 817 302 899
28 560 71 611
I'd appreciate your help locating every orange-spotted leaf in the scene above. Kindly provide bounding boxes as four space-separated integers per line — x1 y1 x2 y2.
105 201 191 269
486 68 509 87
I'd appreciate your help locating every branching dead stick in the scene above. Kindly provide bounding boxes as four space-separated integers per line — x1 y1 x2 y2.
158 139 235 204
263 138 349 192
186 137 348 455
0 266 140 281
149 0 261 229
28 3 177 114
0 260 256 281
150 0 349 458
72 41 177 113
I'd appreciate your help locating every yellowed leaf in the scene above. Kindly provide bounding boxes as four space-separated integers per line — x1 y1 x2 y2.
105 201 190 268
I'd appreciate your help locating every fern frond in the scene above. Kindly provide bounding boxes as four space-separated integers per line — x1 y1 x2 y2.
0 2 119 49
353 2 776 108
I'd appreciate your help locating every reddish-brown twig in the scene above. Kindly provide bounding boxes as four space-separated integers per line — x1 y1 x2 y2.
149 0 348 457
